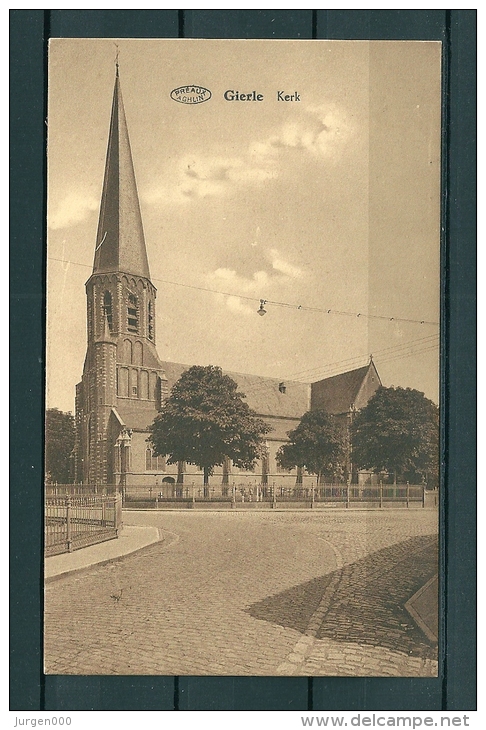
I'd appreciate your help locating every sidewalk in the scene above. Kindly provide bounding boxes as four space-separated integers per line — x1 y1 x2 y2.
45 524 162 582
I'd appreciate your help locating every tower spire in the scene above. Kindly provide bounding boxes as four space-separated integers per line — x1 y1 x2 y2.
93 70 150 279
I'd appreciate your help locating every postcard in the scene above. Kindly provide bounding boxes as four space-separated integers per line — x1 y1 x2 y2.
45 38 441 676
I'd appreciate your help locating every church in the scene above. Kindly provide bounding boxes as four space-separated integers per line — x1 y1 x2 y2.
74 71 381 490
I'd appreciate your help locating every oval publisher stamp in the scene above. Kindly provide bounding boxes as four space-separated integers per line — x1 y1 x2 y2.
170 85 212 104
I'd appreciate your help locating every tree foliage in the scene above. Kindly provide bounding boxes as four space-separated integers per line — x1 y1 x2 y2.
276 409 348 484
149 365 271 485
351 386 439 484
45 408 75 483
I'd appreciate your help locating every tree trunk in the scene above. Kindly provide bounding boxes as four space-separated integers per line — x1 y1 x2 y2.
204 466 210 486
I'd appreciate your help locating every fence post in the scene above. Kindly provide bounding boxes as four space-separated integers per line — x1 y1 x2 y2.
119 492 123 533
406 481 410 509
311 482 315 509
115 493 122 535
66 496 72 552
422 485 426 508
231 482 236 509
273 481 277 509
380 481 383 510
101 498 106 527
346 483 350 509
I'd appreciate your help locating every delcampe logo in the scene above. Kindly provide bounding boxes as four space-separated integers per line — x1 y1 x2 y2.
170 85 212 104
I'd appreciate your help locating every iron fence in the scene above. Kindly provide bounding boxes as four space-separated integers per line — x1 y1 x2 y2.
44 493 123 556
45 483 118 496
118 482 427 509
45 482 430 512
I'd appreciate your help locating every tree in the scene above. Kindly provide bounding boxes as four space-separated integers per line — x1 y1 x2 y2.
351 386 439 485
149 365 271 485
276 409 348 484
45 408 75 484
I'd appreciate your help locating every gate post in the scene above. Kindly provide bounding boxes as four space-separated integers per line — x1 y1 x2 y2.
115 493 122 535
66 496 72 552
191 482 195 509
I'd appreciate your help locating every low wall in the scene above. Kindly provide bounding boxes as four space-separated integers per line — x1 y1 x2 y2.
122 498 431 511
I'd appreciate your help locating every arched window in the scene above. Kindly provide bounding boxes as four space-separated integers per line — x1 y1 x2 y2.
127 293 139 333
117 367 129 397
133 341 143 366
140 370 149 399
145 447 152 471
145 447 166 472
148 301 154 340
149 372 158 401
103 291 113 331
123 339 132 364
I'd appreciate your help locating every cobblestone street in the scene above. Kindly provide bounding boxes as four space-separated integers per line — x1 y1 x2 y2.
44 509 438 676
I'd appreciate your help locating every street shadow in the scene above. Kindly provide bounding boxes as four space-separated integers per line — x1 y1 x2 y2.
247 534 438 658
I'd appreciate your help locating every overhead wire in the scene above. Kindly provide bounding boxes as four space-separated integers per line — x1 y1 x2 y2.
284 333 439 382
235 338 440 401
48 255 440 327
48 255 440 404
373 344 439 367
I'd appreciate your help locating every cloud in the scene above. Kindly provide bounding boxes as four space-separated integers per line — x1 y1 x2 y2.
144 154 277 205
269 248 303 279
207 269 267 317
250 103 351 162
225 295 255 316
144 103 352 206
211 267 271 294
207 250 304 316
49 192 99 230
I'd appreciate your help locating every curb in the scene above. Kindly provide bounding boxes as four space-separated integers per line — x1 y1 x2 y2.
45 526 166 584
405 574 438 643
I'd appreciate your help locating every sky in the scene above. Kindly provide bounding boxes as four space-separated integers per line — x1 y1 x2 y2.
46 39 441 414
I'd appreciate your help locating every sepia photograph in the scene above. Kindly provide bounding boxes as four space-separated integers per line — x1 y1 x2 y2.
44 38 441 677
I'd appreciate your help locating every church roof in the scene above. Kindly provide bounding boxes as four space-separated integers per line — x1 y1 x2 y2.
226 371 310 419
160 361 311 419
92 72 150 279
310 362 379 415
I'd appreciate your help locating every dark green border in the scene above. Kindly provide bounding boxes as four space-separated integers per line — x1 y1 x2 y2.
10 9 476 711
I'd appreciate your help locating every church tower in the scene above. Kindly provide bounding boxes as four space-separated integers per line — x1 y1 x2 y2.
75 68 167 485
